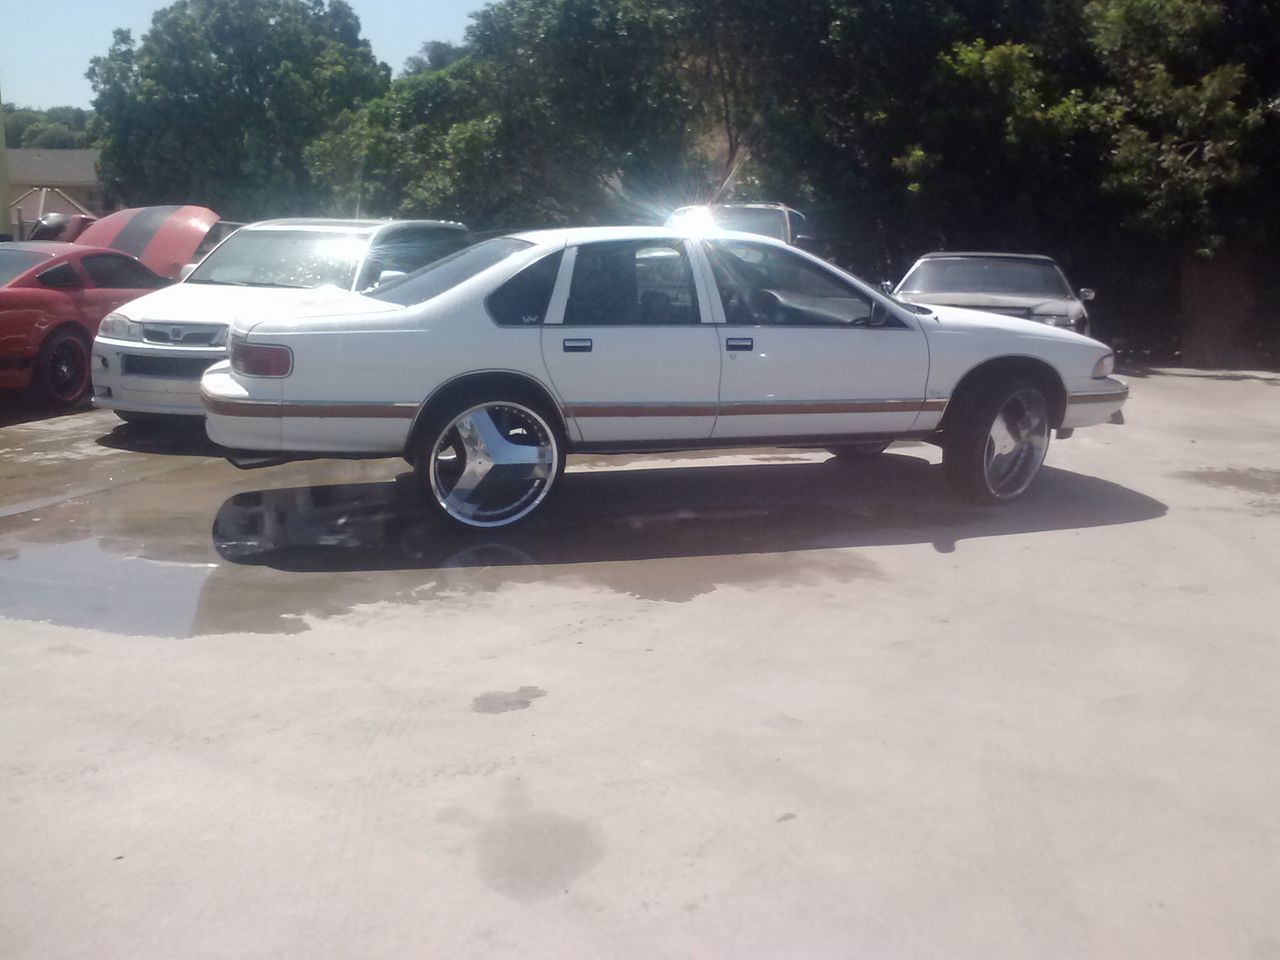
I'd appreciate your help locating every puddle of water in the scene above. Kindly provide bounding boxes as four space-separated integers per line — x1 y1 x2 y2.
1173 468 1280 497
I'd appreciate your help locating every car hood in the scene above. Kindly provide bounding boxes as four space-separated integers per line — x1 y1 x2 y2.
922 304 1097 345
112 283 400 328
76 206 220 280
898 291 1079 319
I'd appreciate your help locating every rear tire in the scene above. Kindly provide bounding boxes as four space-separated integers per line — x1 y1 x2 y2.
410 388 566 529
943 380 1051 504
30 328 91 408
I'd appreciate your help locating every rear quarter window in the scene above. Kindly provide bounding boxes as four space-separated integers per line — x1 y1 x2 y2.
486 251 564 326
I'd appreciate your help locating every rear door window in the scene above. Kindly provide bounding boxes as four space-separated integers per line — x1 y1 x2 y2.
563 240 700 326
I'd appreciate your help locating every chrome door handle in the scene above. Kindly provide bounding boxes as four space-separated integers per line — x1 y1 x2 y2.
725 337 753 351
563 338 592 353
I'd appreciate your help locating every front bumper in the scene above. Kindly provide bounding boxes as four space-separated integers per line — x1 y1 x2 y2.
1061 377 1128 429
92 337 227 416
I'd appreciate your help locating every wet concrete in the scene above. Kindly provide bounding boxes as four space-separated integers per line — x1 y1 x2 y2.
2 370 1280 959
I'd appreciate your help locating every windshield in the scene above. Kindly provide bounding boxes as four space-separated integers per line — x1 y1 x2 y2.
710 207 788 241
187 229 367 289
370 237 534 306
900 258 1070 297
0 249 50 285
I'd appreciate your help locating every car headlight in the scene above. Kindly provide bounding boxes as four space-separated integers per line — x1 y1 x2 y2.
1092 352 1115 379
99 313 144 341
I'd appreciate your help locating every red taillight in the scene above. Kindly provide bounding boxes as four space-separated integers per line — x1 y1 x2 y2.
230 337 292 377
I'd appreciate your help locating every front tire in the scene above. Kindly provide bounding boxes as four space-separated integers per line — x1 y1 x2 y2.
31 328 91 407
943 380 1050 503
411 392 565 529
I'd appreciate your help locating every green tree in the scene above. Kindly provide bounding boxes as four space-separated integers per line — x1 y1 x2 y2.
20 121 80 148
88 0 389 218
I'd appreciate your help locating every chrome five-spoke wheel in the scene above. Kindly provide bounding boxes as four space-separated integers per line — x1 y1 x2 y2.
943 379 1052 504
424 401 560 528
982 387 1049 499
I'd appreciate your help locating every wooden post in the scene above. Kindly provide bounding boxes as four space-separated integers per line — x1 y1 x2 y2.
0 86 11 239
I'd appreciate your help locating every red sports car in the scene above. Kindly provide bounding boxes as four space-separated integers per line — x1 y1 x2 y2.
0 242 170 406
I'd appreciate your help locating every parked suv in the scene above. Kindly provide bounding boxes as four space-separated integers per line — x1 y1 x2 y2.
92 218 470 420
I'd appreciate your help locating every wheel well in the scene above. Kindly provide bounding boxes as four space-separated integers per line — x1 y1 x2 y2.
403 371 566 459
41 322 92 351
940 356 1067 431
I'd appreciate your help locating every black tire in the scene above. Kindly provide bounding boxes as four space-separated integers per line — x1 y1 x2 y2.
827 441 892 463
943 379 1051 504
410 387 566 529
30 328 92 408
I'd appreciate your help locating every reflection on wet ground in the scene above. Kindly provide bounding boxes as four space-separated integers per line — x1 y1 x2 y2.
0 440 1166 638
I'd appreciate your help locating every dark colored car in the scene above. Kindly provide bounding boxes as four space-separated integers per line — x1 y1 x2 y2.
891 252 1095 336
0 242 170 406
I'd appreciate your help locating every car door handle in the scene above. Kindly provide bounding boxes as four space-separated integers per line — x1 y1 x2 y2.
725 337 753 351
563 338 592 353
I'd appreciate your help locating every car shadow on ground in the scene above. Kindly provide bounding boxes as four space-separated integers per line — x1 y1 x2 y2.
211 452 1168 572
94 417 224 456
0 394 92 429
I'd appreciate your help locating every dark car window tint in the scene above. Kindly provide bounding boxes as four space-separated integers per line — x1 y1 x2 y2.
705 240 878 326
82 254 164 289
0 249 49 285
487 250 564 326
369 237 533 306
563 241 699 326
359 227 473 290
36 262 82 289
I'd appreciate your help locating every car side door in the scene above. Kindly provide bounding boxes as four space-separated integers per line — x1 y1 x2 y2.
702 239 933 440
540 238 721 443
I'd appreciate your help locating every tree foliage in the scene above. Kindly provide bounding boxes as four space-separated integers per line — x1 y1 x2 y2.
88 0 389 218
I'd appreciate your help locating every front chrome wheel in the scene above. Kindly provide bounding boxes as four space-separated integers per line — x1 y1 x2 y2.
426 401 559 528
982 387 1049 499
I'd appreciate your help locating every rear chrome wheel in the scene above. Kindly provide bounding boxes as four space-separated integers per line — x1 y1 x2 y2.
944 380 1051 504
421 400 561 528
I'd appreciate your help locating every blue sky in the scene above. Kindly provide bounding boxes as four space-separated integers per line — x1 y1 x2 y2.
0 0 489 110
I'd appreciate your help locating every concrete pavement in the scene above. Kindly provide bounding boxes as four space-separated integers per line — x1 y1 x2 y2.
1 368 1278 958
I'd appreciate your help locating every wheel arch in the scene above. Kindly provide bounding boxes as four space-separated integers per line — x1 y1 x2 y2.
403 369 568 460
939 355 1068 432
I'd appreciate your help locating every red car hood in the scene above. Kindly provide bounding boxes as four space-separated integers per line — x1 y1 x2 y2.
77 206 219 280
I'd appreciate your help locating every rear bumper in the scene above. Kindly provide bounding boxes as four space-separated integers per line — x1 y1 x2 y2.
92 337 226 416
201 363 283 450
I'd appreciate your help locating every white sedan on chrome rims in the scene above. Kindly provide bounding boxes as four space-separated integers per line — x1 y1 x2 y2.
201 227 1127 528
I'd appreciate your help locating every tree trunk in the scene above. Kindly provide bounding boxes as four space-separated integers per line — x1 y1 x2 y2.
1179 244 1256 368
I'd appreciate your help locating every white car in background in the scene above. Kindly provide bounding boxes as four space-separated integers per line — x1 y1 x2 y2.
201 227 1127 528
92 217 470 420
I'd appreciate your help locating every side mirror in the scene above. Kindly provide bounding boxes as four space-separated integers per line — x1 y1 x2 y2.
179 263 198 281
880 280 895 295
376 269 407 286
1079 287 1096 302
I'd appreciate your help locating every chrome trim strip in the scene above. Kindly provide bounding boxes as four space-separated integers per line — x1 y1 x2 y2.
566 398 947 418
202 393 417 419
1067 387 1129 406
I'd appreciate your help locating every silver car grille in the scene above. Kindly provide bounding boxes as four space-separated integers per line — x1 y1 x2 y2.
141 323 228 347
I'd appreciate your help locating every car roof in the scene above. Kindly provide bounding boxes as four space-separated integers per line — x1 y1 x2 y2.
243 218 468 235
916 251 1060 264
510 225 796 247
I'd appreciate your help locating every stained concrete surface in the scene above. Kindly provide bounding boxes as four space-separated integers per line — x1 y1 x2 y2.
1 369 1278 958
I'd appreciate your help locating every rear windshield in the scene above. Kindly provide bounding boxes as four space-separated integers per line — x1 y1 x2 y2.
187 229 367 289
0 249 49 285
900 258 1070 297
369 237 534 306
